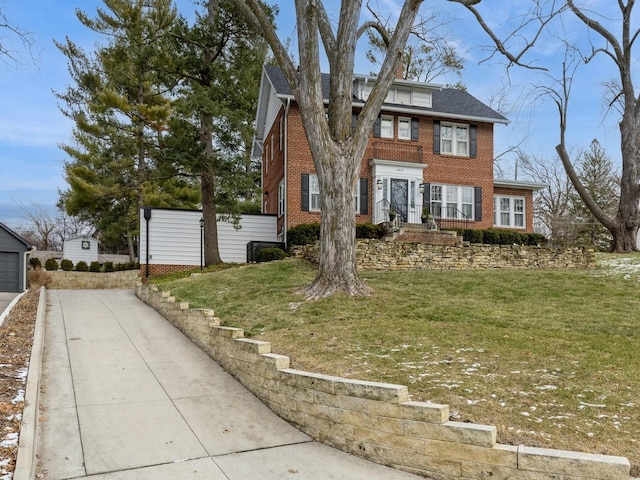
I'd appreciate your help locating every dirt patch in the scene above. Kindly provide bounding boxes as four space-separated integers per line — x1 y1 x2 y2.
0 290 39 479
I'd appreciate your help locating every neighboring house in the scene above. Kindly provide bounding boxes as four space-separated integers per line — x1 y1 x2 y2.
253 65 546 243
139 207 278 276
0 222 34 292
63 235 99 264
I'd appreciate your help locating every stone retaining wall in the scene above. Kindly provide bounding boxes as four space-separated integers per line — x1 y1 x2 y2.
293 240 596 271
42 270 139 289
135 281 630 480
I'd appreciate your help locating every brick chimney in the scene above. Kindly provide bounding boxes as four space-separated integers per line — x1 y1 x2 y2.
395 62 405 80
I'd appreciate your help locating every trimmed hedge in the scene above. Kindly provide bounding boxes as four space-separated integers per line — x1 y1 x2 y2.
60 259 74 271
256 247 287 263
75 261 89 272
44 258 59 271
29 257 41 269
287 222 386 247
456 228 547 246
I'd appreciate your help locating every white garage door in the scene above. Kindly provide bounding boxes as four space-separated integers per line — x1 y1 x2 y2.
0 252 19 292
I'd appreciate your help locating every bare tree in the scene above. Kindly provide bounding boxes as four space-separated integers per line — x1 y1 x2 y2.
233 0 424 299
15 202 63 251
518 151 575 245
449 0 640 252
0 5 35 66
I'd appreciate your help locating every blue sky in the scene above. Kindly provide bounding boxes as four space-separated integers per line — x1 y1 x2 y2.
0 0 625 227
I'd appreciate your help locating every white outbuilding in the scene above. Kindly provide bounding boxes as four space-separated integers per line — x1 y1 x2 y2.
63 235 99 264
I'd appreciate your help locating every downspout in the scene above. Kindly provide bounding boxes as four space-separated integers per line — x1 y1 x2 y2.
24 246 36 291
283 97 290 247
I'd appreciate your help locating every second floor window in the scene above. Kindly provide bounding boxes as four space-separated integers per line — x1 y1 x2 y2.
441 123 469 156
381 115 393 138
398 117 411 140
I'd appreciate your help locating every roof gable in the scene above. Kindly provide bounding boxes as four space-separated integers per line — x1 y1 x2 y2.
0 222 32 249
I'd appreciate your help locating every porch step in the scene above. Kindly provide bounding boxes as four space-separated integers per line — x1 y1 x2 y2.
384 226 460 245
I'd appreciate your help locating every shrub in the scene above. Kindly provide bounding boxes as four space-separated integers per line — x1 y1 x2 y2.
28 268 51 289
44 258 58 271
356 223 386 239
89 261 101 272
256 247 287 263
287 223 321 247
288 222 386 247
29 257 41 269
60 259 74 271
75 261 89 272
103 261 115 272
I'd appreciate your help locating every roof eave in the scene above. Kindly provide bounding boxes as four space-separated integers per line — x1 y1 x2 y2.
494 179 548 191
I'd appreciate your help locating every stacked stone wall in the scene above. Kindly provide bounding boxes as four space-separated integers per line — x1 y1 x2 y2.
41 270 139 289
292 240 596 271
135 281 629 480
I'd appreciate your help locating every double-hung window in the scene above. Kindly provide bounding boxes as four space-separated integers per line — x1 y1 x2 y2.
381 115 394 138
278 180 285 217
494 195 525 228
441 123 469 156
310 175 321 211
398 117 411 140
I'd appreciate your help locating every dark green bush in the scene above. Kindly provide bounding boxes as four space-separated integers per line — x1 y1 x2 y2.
29 257 41 269
356 223 386 239
103 261 115 272
75 261 89 272
44 258 59 271
89 261 101 272
60 259 74 271
256 247 287 263
456 229 547 246
287 223 321 247
288 222 386 247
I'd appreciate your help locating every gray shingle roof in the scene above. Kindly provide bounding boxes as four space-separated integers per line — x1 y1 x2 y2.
263 65 507 124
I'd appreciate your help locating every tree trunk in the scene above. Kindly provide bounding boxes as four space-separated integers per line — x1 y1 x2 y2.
201 165 222 265
613 109 640 252
302 146 372 300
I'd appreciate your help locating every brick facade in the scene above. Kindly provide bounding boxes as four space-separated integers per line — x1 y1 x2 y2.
258 67 542 239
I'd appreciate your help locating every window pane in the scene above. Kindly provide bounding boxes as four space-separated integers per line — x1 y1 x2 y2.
501 212 510 225
397 89 411 104
381 116 393 138
456 127 468 155
462 204 472 218
461 187 473 204
431 185 442 202
515 213 524 227
514 199 524 213
398 118 410 139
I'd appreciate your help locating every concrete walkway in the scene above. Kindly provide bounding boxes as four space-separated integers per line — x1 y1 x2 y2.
36 289 421 479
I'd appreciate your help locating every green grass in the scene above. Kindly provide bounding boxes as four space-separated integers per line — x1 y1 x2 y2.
153 253 640 474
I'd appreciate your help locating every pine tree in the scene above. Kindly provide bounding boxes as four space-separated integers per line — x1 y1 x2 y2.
163 0 272 265
56 0 199 258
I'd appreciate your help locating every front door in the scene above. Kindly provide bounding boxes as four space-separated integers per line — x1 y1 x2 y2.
390 179 408 222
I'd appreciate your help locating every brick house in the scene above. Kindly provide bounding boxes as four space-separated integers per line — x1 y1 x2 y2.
253 65 545 243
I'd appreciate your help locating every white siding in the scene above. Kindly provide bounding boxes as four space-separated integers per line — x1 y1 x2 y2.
139 208 278 265
63 236 99 264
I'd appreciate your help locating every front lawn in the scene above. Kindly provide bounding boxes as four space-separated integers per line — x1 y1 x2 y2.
153 253 640 474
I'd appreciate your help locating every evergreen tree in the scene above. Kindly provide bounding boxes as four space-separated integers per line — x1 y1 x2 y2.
56 0 199 259
163 0 272 265
569 140 619 251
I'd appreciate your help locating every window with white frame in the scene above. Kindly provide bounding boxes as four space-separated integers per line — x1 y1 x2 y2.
398 117 411 140
278 180 285 217
494 195 525 228
430 184 474 219
396 89 411 105
310 175 321 211
381 115 394 138
441 123 469 156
